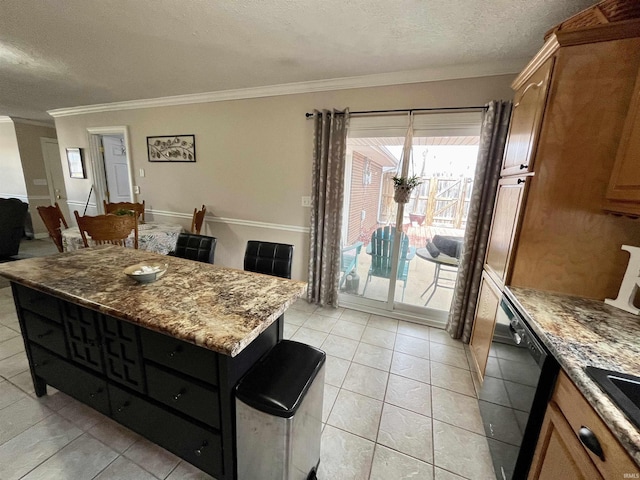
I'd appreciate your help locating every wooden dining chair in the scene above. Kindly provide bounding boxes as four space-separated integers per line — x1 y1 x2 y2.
191 205 206 234
103 200 145 223
37 203 69 253
74 211 139 249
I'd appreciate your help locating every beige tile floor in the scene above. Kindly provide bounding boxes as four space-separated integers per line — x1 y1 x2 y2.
0 239 496 480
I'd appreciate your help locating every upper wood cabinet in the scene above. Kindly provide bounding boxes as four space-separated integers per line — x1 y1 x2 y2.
500 59 554 177
484 176 528 288
604 66 640 216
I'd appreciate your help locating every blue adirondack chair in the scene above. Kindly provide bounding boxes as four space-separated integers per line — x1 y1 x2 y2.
362 226 416 301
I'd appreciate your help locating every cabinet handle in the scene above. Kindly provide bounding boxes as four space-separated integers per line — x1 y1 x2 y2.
578 426 605 461
89 388 103 399
168 346 182 358
172 389 186 402
519 164 528 170
517 179 526 184
117 401 130 413
37 330 53 339
194 440 208 456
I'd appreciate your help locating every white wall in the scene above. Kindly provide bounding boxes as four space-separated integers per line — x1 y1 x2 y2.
13 121 58 235
0 119 27 199
53 75 515 280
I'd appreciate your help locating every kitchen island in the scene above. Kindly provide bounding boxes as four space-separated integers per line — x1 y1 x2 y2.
0 245 307 480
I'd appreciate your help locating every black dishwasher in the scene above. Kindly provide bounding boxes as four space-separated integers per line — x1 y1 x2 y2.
478 293 559 480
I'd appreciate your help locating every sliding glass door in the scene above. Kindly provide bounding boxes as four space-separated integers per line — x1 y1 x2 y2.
338 112 482 324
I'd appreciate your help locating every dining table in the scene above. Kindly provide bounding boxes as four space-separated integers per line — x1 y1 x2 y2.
62 221 184 255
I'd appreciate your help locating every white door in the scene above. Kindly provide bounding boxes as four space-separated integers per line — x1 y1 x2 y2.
40 138 71 221
102 135 131 203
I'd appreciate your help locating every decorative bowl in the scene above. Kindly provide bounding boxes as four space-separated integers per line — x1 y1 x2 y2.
124 262 168 284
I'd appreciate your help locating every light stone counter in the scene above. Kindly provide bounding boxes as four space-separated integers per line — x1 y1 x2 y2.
0 245 307 357
506 286 640 467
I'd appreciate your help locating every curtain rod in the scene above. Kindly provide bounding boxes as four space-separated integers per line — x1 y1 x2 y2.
304 105 487 118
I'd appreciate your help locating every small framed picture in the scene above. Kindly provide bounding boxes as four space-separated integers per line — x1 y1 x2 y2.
147 134 196 162
66 148 86 179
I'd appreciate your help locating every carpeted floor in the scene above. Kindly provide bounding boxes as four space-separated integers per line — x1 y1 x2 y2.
0 238 59 288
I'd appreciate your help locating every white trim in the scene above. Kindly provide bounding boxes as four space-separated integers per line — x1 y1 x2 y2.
34 232 50 240
62 204 310 234
0 116 13 123
87 126 136 209
24 195 52 201
47 60 524 118
148 209 310 234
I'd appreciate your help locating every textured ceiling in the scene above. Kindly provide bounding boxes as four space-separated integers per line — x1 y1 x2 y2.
0 0 595 121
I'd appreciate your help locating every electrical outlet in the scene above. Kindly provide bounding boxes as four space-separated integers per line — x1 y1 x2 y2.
301 196 312 207
134 186 140 194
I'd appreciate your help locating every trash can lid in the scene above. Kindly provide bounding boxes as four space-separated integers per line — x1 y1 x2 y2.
235 340 326 418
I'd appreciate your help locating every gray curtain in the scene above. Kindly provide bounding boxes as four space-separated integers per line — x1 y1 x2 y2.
307 109 350 307
446 100 512 342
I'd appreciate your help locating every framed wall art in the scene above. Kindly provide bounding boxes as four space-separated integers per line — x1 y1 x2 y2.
66 148 86 178
147 134 196 162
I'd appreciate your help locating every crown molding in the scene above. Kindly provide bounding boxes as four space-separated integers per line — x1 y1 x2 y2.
0 116 13 123
48 60 524 118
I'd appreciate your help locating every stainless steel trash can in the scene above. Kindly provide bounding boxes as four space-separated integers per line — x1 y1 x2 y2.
235 340 326 480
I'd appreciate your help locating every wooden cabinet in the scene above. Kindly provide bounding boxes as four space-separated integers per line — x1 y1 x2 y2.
12 282 278 480
529 370 639 479
501 59 553 177
529 402 603 480
491 29 640 301
605 67 640 216
469 272 501 381
484 177 529 287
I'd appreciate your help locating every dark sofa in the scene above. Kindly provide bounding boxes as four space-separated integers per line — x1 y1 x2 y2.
0 198 28 258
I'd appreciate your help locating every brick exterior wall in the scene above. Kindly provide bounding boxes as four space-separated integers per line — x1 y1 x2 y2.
345 152 384 245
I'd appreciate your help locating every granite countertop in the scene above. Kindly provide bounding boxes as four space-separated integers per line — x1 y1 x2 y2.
506 286 640 466
0 245 307 357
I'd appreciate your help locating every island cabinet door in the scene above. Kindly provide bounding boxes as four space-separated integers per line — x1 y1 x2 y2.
109 382 223 478
140 328 219 386
100 315 146 393
61 302 104 372
30 343 110 415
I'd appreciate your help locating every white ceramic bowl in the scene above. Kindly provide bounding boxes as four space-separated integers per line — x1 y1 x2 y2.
124 262 168 284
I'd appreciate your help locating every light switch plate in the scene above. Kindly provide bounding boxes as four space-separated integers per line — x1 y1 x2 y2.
134 186 140 194
139 169 145 177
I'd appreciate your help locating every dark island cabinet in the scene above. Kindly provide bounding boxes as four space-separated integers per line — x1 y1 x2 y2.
11 282 278 480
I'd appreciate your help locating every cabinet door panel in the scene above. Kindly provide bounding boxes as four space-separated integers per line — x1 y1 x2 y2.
469 272 501 380
140 328 219 386
23 311 68 358
110 383 223 477
605 67 640 213
146 363 220 428
501 59 554 177
31 344 110 415
101 315 145 393
14 284 62 323
63 302 103 372
485 177 528 287
529 403 602 480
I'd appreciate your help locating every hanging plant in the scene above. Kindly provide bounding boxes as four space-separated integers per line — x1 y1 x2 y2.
392 175 422 203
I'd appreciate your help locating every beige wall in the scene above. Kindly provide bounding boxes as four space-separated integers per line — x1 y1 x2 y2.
53 75 515 279
0 121 27 199
13 122 58 235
